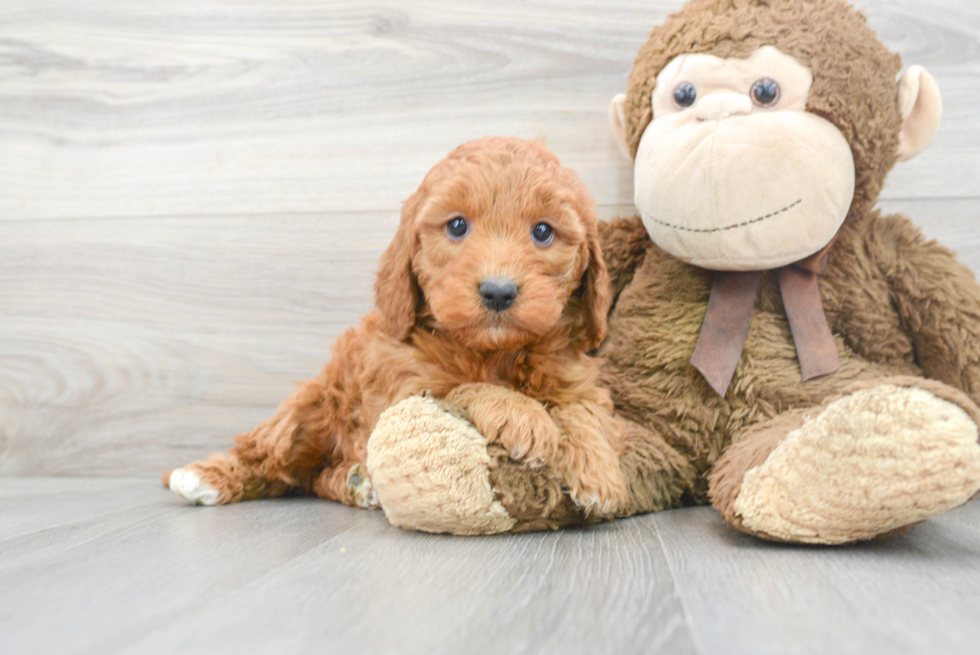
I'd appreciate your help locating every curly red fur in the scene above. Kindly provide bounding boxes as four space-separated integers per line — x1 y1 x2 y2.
166 137 626 512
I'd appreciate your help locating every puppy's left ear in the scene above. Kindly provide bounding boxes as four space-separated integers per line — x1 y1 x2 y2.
375 190 423 340
580 216 613 351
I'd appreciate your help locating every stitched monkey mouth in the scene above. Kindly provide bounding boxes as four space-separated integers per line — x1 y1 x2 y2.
647 198 803 234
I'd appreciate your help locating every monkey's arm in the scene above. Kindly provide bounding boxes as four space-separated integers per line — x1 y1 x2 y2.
597 216 653 304
871 212 980 402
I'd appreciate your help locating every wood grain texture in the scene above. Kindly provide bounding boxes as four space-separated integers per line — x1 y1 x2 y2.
653 506 980 655
0 478 697 655
0 0 978 222
0 213 387 474
3 478 980 655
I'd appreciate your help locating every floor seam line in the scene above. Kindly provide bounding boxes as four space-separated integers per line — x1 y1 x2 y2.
651 516 708 655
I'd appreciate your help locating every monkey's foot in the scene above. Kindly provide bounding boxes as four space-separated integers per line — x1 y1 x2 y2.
714 383 980 544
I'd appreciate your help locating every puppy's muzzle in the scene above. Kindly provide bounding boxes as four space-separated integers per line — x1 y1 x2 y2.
480 277 519 312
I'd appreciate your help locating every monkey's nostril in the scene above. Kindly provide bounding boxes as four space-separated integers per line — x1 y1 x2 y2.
479 277 519 312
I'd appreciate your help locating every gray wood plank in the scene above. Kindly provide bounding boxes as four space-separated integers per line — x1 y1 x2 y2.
0 478 696 655
3 199 980 476
652 505 980 655
0 0 977 223
4 479 980 655
126 517 695 655
0 477 161 539
0 488 369 654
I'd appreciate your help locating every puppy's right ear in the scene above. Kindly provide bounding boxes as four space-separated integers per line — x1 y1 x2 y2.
374 191 423 340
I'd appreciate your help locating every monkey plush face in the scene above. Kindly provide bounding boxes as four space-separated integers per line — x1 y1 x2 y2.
632 46 854 270
610 0 943 273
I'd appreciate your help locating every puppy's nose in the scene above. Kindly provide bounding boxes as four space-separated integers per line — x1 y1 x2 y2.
479 277 519 312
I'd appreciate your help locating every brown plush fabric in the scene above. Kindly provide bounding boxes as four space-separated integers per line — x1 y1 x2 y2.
487 444 587 532
708 407 810 530
479 0 980 543
596 217 653 307
614 419 699 516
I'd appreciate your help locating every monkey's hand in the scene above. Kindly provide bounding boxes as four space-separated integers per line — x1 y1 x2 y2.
873 212 980 405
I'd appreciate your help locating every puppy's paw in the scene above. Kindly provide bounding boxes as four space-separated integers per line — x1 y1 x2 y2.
164 453 257 505
446 383 560 464
550 403 629 518
347 463 380 509
479 405 561 465
168 467 221 506
568 471 629 518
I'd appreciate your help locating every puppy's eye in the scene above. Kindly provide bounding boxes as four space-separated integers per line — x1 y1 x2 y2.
531 221 554 246
750 78 780 107
673 82 697 109
446 215 468 239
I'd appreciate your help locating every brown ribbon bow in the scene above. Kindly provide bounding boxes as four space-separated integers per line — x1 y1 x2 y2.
689 239 840 396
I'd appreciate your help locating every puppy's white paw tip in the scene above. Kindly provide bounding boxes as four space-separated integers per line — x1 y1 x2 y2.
571 490 619 518
573 493 601 510
169 468 220 506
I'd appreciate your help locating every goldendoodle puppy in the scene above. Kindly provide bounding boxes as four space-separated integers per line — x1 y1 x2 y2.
165 137 627 514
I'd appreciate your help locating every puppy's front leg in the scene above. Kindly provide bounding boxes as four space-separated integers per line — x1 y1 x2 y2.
445 383 560 467
549 402 629 516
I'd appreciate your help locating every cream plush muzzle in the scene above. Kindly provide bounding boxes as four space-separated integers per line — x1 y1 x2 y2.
634 111 855 270
629 46 856 271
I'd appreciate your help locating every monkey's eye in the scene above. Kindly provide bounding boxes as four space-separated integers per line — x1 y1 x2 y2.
750 78 780 107
446 215 468 239
672 82 697 109
531 221 555 246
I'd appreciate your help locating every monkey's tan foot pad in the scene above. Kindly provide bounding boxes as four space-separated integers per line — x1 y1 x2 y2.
366 395 516 535
169 467 221 506
733 385 980 544
346 463 380 509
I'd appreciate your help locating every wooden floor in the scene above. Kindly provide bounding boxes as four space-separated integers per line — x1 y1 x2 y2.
3 1 980 653
2 477 980 655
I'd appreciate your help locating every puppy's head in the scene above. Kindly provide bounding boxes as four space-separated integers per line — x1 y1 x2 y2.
375 137 611 352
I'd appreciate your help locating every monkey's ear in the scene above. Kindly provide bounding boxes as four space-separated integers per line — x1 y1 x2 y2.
609 93 632 161
374 192 423 340
896 66 943 162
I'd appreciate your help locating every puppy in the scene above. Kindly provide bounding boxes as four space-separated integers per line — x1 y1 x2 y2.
165 137 628 514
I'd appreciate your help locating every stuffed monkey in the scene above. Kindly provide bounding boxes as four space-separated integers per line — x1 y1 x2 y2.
368 0 980 543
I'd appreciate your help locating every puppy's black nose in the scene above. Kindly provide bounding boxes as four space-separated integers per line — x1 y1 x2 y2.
480 277 519 312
